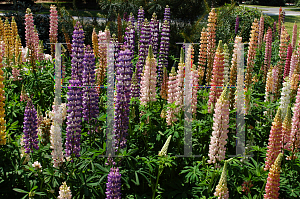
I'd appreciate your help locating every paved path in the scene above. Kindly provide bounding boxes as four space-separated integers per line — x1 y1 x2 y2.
241 5 300 16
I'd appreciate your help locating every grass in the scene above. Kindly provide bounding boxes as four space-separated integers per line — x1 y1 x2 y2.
269 15 300 43
243 4 298 8
285 8 300 11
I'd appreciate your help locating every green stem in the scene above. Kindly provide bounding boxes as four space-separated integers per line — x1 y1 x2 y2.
152 166 163 199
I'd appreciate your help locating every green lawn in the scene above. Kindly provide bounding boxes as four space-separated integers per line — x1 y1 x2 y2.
284 8 300 11
243 4 298 8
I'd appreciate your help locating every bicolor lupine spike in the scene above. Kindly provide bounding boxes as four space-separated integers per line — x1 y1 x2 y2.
140 45 157 106
192 65 199 116
150 13 159 58
0 55 6 145
245 18 259 90
157 19 170 87
163 5 170 23
208 86 229 165
65 21 85 159
214 160 229 199
289 86 300 159
166 67 178 126
264 153 283 199
114 48 133 150
49 4 58 59
134 19 150 97
175 48 185 115
23 100 39 153
124 21 135 60
264 108 282 171
263 27 272 81
137 6 144 37
235 15 239 35
198 27 208 85
229 36 242 110
106 167 121 199
258 14 264 48
283 44 292 80
265 66 275 103
283 107 292 152
208 40 224 113
205 8 217 85
82 45 99 123
289 52 296 79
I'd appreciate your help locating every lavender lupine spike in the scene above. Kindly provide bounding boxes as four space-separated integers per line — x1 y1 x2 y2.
163 5 171 23
106 167 121 199
133 19 150 97
157 20 170 87
23 100 39 154
129 12 135 26
150 13 159 58
114 48 133 150
82 45 99 123
65 21 85 159
124 21 135 59
235 15 239 35
137 6 144 37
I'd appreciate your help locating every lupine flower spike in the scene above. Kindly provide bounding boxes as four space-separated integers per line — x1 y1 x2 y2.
264 153 283 199
208 85 229 166
50 99 67 168
235 15 239 35
23 100 39 153
214 160 229 199
58 182 72 199
0 55 5 145
166 67 178 126
198 27 208 85
205 8 217 85
158 135 172 156
49 5 58 59
282 107 291 153
65 21 84 159
106 167 122 199
264 108 282 171
208 40 224 113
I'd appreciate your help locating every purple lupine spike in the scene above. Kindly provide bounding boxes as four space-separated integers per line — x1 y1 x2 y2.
123 12 128 22
65 21 85 159
82 45 99 123
137 6 144 37
70 21 85 81
105 167 121 199
157 19 170 87
235 15 239 35
133 19 150 97
23 100 39 154
124 21 135 59
129 12 135 28
114 48 133 150
163 5 170 23
150 13 159 58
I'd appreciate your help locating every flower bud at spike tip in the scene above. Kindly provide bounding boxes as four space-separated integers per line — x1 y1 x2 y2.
148 45 153 59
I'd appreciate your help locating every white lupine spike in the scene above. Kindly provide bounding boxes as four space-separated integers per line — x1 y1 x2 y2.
158 135 172 156
279 78 291 120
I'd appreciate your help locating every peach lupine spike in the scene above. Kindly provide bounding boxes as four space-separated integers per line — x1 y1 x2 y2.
208 40 224 113
264 108 282 171
264 153 283 199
